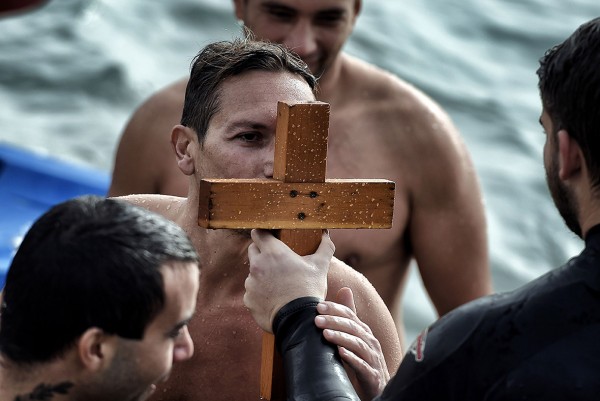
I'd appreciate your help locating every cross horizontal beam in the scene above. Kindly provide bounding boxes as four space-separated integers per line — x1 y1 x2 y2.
198 178 395 229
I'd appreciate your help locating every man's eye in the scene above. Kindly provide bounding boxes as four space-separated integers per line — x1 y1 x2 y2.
237 132 261 142
266 7 294 21
315 12 345 26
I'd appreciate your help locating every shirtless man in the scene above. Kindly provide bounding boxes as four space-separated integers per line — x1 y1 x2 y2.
109 0 491 345
116 39 401 401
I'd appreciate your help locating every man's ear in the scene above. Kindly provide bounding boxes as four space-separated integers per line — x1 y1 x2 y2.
77 328 117 372
557 129 583 181
354 0 362 17
232 0 245 20
172 124 196 176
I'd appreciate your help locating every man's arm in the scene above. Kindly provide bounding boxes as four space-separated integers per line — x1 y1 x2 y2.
408 103 492 316
108 79 187 197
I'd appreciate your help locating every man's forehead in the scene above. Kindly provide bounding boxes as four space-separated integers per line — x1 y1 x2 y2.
161 263 199 308
142 263 197 336
219 71 314 104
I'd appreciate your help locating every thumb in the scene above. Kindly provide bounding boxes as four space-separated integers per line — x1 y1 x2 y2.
251 229 280 252
335 287 356 313
312 231 335 266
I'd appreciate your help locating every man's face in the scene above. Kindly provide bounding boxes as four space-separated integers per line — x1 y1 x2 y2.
197 70 315 181
89 262 199 401
234 0 360 77
541 110 581 237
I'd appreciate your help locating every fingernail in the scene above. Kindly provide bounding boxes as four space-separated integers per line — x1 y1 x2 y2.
317 302 328 312
315 316 326 325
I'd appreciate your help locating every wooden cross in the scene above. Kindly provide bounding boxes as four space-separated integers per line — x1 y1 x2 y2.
198 101 395 400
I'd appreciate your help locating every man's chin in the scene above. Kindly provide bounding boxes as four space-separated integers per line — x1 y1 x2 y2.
308 62 326 78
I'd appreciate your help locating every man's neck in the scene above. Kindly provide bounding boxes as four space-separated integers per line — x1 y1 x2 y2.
315 53 346 104
9 381 74 401
0 359 75 401
578 191 600 240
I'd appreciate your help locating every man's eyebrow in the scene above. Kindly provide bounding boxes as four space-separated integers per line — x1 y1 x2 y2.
227 120 270 131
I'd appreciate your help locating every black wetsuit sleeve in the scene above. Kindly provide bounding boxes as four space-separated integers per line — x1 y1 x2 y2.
273 297 360 401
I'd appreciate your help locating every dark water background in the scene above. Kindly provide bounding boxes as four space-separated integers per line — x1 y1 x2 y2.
0 0 597 341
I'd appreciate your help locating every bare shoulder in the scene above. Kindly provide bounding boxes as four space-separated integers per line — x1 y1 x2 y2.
111 194 185 218
337 54 470 186
126 77 188 135
109 77 189 196
341 53 454 132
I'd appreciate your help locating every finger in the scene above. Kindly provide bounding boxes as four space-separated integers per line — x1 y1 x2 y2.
337 346 387 398
336 346 378 381
315 313 377 364
242 282 252 306
252 228 294 255
315 314 364 337
321 230 335 254
335 287 356 313
317 300 374 335
317 315 379 350
247 242 260 261
321 328 377 367
306 232 335 272
324 330 389 395
250 228 268 250
317 301 359 322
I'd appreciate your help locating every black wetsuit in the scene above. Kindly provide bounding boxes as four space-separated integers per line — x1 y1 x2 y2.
275 225 600 400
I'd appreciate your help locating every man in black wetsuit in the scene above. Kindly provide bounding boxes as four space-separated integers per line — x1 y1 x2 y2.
243 17 600 400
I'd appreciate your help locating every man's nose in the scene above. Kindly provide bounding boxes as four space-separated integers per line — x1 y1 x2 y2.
263 142 274 179
173 326 194 363
283 19 317 59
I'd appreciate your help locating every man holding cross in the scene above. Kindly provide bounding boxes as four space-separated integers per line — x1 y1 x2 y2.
109 0 492 346
117 38 401 401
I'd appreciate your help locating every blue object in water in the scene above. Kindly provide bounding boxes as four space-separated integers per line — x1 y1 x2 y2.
0 143 109 289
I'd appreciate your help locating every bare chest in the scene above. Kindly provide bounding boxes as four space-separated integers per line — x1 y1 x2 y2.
325 116 412 305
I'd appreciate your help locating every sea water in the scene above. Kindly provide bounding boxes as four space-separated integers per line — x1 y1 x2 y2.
0 0 597 342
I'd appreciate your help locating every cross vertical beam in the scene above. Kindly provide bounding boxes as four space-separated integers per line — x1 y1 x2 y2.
262 102 329 400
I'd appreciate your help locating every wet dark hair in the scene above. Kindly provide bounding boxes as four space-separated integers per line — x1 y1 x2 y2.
180 38 317 142
537 17 600 189
0 195 199 364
